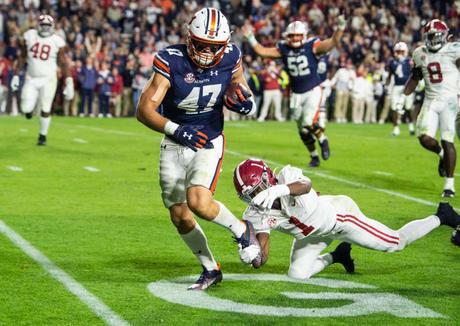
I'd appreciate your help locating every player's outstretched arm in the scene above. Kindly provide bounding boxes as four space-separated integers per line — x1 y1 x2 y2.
314 15 346 56
137 73 171 133
242 24 282 59
251 180 312 209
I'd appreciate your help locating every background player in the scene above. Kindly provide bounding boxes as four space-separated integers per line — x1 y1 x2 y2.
137 8 258 291
386 42 415 136
242 17 346 168
404 19 460 198
233 159 460 278
11 14 74 146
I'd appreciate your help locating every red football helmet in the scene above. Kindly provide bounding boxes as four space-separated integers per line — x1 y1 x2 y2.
423 19 449 51
233 159 277 203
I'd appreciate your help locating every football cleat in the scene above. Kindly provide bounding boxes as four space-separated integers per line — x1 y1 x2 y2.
25 113 33 119
438 157 446 177
441 189 455 198
436 202 460 228
188 265 223 291
451 226 460 247
309 156 320 168
37 134 47 146
331 242 355 273
319 138 330 160
409 130 415 136
235 220 259 250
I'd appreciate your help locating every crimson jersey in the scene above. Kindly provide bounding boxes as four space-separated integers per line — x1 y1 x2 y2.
153 43 241 140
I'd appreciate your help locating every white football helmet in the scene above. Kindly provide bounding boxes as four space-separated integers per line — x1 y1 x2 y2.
187 8 231 68
393 42 408 60
423 19 449 52
285 21 308 48
37 14 55 37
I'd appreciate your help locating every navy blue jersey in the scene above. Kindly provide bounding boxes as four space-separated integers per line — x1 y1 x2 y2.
388 57 411 86
153 43 241 140
317 54 329 82
277 38 323 93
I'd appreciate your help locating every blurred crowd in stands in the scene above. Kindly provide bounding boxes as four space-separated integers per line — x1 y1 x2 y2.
0 0 458 121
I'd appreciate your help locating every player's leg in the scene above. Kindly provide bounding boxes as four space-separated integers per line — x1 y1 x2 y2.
390 87 403 136
273 89 284 121
304 87 330 160
20 77 40 120
439 97 458 197
36 77 58 145
404 93 415 135
257 90 272 122
288 236 333 279
416 99 446 177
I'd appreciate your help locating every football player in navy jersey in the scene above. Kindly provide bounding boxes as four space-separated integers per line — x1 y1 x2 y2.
386 42 415 136
243 17 346 167
137 8 259 291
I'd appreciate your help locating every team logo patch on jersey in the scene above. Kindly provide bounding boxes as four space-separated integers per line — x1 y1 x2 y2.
184 73 196 83
267 218 277 228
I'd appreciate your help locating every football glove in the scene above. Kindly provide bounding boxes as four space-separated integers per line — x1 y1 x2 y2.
172 125 213 152
238 244 261 265
63 77 75 101
337 15 346 31
10 75 20 91
452 226 460 247
224 88 256 116
251 184 290 209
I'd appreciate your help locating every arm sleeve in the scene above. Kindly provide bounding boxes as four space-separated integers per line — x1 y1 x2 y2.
231 44 242 74
277 165 311 185
152 49 171 81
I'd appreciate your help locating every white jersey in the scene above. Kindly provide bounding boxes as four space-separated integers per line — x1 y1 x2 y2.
242 166 336 240
23 29 65 78
412 42 460 100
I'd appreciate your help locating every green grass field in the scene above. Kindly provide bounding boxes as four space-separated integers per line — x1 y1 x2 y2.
1 116 459 325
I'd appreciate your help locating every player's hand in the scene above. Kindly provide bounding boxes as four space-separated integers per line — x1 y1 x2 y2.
224 87 255 116
337 15 346 31
251 184 290 209
10 75 20 91
172 125 213 152
242 24 254 39
63 77 75 101
238 244 260 265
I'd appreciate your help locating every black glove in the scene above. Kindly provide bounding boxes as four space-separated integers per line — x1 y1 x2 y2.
452 226 460 247
172 125 213 152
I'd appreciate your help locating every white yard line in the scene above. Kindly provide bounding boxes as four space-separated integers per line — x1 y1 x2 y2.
83 166 100 172
73 138 88 144
373 171 394 177
19 128 28 132
0 220 129 326
7 166 23 172
63 123 448 209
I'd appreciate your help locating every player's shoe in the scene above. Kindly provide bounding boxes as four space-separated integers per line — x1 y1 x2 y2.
235 220 259 250
392 126 400 136
441 189 455 198
438 157 446 177
37 134 47 146
331 242 355 273
188 265 223 291
25 113 33 120
309 156 320 168
409 130 415 136
436 202 460 228
319 139 330 160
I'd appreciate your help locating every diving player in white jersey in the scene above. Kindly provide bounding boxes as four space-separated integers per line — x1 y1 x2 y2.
242 16 346 168
11 14 74 146
233 159 460 279
404 19 460 198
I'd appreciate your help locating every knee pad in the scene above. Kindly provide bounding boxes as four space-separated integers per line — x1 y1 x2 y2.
299 128 315 145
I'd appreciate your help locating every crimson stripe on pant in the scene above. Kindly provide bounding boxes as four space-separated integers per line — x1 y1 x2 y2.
336 215 400 245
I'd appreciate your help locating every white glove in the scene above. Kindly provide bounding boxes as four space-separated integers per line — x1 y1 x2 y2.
238 244 260 265
251 184 290 209
395 101 405 115
10 75 19 91
242 24 257 47
63 76 75 101
337 15 346 31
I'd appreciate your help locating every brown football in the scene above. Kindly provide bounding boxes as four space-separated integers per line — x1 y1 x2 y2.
224 83 250 104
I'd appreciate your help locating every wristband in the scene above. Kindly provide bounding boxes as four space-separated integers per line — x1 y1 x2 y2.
164 121 179 135
247 34 258 47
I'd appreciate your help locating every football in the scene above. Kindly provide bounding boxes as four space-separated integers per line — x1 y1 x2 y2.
224 83 251 105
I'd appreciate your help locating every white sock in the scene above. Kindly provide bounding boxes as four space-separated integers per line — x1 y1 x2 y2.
212 201 246 238
408 123 414 132
310 150 319 157
397 215 440 249
439 148 444 158
318 134 326 143
444 177 455 191
39 116 51 135
180 223 218 271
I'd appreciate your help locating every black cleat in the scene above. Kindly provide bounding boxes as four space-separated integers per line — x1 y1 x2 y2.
438 157 446 177
309 156 320 168
436 202 460 228
188 265 223 291
235 220 259 250
25 113 33 119
331 242 355 273
319 138 330 160
37 134 47 146
442 189 455 198
409 130 415 136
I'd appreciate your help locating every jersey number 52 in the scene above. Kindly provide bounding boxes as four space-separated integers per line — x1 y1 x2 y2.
287 55 310 77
